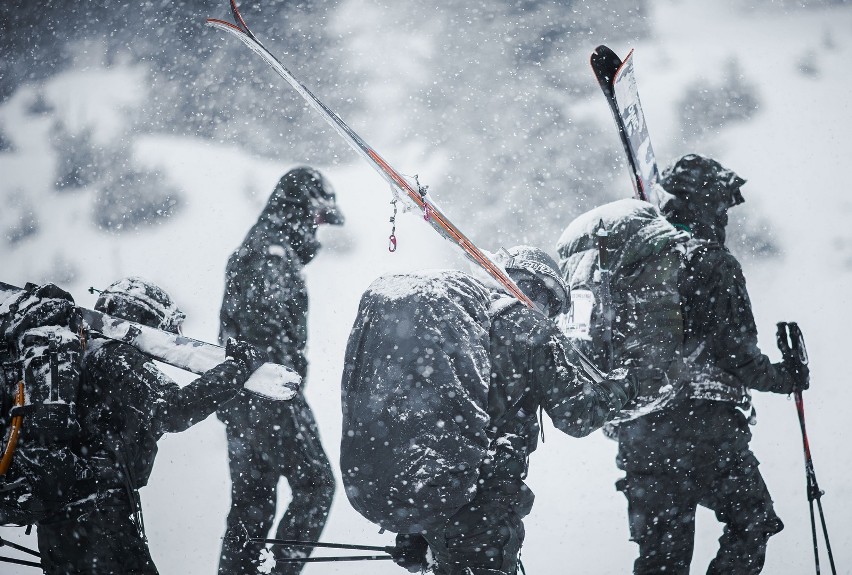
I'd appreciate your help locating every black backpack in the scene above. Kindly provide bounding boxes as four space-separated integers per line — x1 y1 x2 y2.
0 283 91 525
556 199 690 423
340 270 495 534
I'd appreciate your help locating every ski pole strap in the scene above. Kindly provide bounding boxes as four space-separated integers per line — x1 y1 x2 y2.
48 333 60 402
249 538 392 553
595 220 614 372
0 535 41 558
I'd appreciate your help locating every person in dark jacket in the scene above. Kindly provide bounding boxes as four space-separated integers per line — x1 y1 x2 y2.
613 154 810 575
342 246 640 575
217 167 343 575
35 277 266 575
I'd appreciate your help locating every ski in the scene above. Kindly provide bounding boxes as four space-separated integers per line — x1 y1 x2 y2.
590 45 661 205
0 282 299 401
205 0 534 309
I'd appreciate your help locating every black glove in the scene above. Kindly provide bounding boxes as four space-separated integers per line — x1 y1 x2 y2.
225 338 267 375
782 357 810 392
775 321 810 393
390 533 429 573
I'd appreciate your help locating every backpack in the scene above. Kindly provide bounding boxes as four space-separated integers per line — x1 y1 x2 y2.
340 270 493 534
0 283 90 525
556 199 690 423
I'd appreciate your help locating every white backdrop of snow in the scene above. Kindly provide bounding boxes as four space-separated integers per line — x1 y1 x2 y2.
1 1 851 573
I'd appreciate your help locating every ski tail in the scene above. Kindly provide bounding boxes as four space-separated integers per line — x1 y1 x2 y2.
205 1 533 308
590 45 660 205
590 45 622 101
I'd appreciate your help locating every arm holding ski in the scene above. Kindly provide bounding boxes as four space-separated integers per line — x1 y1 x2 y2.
86 341 247 435
539 329 638 437
159 362 245 433
80 307 298 400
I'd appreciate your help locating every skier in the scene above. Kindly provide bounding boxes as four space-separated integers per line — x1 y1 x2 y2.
34 277 266 574
612 154 810 574
217 167 343 574
341 246 640 575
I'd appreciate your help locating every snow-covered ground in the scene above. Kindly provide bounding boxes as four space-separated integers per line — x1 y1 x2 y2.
2 1 851 573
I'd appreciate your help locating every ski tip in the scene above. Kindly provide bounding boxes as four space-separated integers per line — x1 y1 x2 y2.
591 45 622 67
592 45 619 61
590 45 623 92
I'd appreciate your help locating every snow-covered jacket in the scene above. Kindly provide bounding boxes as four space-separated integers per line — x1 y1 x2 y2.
488 293 636 445
340 270 636 534
218 226 308 377
79 337 247 493
679 239 797 404
217 213 309 427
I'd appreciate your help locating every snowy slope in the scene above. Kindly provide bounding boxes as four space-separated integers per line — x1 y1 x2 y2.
2 1 851 573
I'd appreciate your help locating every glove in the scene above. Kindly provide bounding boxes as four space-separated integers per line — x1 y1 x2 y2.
390 533 429 573
782 357 810 392
225 338 267 376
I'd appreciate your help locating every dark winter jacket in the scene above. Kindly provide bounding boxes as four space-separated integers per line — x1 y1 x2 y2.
483 293 639 485
488 295 635 452
79 336 247 493
218 227 308 377
679 238 797 403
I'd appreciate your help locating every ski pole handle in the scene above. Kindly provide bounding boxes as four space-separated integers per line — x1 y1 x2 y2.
776 321 808 365
789 322 808 365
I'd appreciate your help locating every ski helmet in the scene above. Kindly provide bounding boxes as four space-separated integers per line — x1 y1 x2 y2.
502 245 570 318
94 277 185 334
265 167 344 226
659 154 746 210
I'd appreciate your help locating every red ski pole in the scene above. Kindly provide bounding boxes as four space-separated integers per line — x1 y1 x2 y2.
777 322 836 575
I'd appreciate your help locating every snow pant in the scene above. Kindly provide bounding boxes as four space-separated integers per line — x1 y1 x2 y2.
616 402 783 575
218 394 335 575
37 493 157 575
424 479 534 575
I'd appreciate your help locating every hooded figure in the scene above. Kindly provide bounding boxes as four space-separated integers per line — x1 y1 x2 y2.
217 167 342 575
657 153 745 244
613 154 809 575
341 246 637 575
35 278 263 575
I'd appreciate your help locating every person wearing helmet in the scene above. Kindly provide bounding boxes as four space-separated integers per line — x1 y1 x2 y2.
342 246 637 575
35 277 266 575
614 154 809 575
217 167 343 574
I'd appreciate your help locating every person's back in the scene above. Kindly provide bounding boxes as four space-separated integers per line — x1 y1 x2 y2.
341 247 639 575
614 154 809 575
217 167 343 575
36 277 262 575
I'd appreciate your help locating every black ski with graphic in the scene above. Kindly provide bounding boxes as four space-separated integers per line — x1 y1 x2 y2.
591 45 661 205
0 282 299 401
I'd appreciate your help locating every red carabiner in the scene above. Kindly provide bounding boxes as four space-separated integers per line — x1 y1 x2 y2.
388 234 397 252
